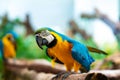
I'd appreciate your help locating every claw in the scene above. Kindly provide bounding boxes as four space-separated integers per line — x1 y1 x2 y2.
52 72 66 80
51 57 57 68
52 72 75 80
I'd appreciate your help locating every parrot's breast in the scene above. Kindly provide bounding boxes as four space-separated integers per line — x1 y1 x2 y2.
2 39 16 58
48 39 75 65
47 31 80 67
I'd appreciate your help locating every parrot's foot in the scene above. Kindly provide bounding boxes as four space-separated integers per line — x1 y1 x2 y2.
52 72 66 80
52 72 75 80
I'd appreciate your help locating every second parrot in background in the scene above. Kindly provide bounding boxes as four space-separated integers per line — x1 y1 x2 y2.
0 33 17 80
0 33 17 61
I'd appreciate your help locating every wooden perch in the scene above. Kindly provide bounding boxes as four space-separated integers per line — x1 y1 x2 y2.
4 59 120 80
4 59 65 80
106 52 120 69
92 52 120 70
69 20 91 40
4 68 55 80
5 59 66 74
81 8 120 35
81 13 97 19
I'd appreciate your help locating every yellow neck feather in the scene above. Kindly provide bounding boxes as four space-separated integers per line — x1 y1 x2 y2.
50 32 63 42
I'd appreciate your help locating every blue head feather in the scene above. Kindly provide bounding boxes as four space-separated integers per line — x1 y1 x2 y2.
7 31 18 39
44 27 73 41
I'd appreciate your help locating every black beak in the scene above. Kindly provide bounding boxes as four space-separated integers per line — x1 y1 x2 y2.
36 36 48 49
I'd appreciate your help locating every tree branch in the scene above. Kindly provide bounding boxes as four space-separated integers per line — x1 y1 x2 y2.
4 59 120 80
69 20 91 40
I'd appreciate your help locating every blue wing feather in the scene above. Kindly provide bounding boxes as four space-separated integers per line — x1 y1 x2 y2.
71 41 94 71
0 40 3 59
47 27 94 71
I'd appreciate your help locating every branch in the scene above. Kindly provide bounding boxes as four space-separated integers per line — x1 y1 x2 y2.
4 59 120 80
0 13 9 29
22 14 34 36
69 20 91 40
64 70 120 80
105 52 120 69
81 8 120 35
5 59 66 74
4 59 65 80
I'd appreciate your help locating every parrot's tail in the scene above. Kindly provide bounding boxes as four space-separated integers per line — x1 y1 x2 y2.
87 46 108 55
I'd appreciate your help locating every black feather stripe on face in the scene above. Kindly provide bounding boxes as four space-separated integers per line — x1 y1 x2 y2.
47 38 57 48
46 35 57 48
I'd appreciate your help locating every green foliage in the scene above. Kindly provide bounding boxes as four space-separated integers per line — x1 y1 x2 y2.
80 38 97 47
16 35 49 60
0 14 50 60
0 58 4 71
0 22 14 38
0 16 21 39
0 15 51 80
0 58 4 80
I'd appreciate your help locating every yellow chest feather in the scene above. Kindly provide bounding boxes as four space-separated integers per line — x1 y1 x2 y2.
48 32 74 64
2 38 16 58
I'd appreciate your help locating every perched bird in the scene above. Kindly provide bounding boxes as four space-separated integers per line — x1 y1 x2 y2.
0 33 17 61
35 27 107 72
0 33 17 80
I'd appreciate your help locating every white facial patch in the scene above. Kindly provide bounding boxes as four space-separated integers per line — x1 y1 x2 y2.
44 34 55 44
36 30 55 44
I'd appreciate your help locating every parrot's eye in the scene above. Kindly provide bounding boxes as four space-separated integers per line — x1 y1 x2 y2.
7 35 14 42
8 36 11 40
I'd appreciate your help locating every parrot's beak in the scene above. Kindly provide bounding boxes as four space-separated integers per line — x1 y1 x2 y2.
11 37 15 43
36 36 48 49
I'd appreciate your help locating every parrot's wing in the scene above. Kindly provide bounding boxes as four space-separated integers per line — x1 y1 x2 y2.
71 41 94 72
87 46 107 55
0 40 3 58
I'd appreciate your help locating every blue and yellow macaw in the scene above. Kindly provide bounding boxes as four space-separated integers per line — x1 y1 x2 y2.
35 27 107 72
0 33 16 61
0 33 17 80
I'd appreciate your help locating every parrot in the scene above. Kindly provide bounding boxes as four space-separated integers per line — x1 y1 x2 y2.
0 33 17 61
35 27 107 73
0 33 17 80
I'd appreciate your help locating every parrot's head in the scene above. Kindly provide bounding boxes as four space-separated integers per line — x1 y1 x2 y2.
3 34 15 43
35 28 56 49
